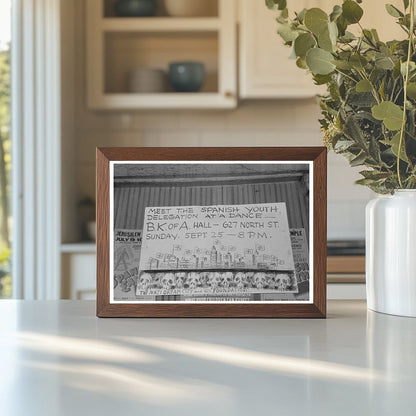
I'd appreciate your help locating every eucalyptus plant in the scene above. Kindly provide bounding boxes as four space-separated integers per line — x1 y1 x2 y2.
266 0 416 193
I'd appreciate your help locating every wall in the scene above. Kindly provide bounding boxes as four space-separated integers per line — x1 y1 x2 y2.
62 0 374 243
114 178 308 233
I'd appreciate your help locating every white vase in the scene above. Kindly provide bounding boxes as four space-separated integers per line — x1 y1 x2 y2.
366 190 416 317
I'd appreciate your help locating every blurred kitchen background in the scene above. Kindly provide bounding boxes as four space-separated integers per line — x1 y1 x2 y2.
44 0 405 299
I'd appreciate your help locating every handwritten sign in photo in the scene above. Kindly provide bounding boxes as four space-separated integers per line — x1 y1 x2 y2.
137 203 297 297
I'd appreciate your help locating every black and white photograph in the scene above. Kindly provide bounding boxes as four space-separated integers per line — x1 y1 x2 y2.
110 161 312 303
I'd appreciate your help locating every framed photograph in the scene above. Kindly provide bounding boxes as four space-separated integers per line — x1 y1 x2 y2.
96 147 327 318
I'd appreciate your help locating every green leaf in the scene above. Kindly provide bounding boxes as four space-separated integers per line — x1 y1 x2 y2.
333 60 353 70
408 109 416 137
344 114 367 147
356 79 372 92
328 21 338 44
392 60 402 79
363 29 376 46
342 0 364 24
277 23 298 43
355 178 377 186
360 170 391 181
401 61 416 76
399 14 411 29
266 0 287 11
339 31 356 43
369 136 382 163
313 74 332 85
334 139 355 151
375 55 395 70
318 27 334 52
350 152 368 167
385 4 404 18
403 0 410 10
348 92 377 107
372 101 404 131
265 0 275 9
306 48 335 75
350 54 368 70
371 29 380 42
294 33 316 58
336 15 348 36
330 5 342 22
407 82 416 99
378 78 386 100
296 8 307 23
304 8 329 35
382 132 409 162
296 57 308 69
278 0 287 9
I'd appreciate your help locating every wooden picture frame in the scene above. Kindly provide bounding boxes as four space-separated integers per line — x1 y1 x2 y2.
96 147 327 318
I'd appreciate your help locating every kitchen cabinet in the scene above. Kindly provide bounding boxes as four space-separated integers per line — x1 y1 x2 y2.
86 0 237 109
326 255 366 299
86 0 404 108
61 245 96 300
238 0 325 99
238 0 404 99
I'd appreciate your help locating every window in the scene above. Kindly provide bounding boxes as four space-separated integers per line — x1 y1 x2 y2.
0 0 11 298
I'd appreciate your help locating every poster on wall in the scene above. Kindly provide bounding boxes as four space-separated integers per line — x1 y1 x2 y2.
96 148 327 317
290 228 309 285
136 202 297 301
113 229 142 300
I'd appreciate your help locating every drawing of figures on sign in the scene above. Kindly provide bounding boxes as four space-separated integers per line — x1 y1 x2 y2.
136 203 299 300
113 229 142 300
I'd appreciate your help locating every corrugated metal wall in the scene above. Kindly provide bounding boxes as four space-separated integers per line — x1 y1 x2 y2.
114 181 309 236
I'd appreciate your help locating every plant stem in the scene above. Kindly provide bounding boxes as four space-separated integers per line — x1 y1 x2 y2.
334 68 358 84
390 79 398 101
397 0 415 188
358 69 381 104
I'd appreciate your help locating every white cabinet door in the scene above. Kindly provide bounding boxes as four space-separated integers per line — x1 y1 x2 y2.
238 0 404 99
239 0 326 99
62 253 96 300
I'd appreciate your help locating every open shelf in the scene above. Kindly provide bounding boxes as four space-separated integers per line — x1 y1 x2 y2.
61 242 96 254
104 0 219 18
87 0 236 109
104 31 218 94
90 92 235 109
102 17 221 32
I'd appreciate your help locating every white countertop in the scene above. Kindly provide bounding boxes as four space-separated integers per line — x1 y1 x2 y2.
0 300 415 415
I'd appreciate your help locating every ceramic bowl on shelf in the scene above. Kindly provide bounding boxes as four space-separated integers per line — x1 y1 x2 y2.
128 68 167 93
168 62 205 92
86 221 96 242
114 0 158 17
164 0 218 17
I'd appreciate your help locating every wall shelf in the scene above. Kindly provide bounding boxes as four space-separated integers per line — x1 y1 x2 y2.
101 17 221 32
86 0 236 109
90 92 235 110
61 243 96 254
327 256 365 283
